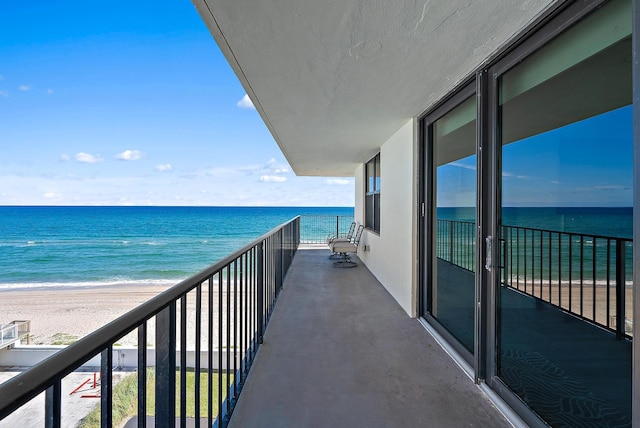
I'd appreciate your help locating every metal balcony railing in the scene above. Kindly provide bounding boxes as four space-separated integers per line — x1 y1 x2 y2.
0 217 300 428
436 219 633 339
299 215 354 244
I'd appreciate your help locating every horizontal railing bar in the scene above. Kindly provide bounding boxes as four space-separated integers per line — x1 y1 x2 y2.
0 216 301 420
502 222 632 243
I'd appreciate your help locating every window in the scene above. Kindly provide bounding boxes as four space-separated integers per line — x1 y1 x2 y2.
495 1 632 425
365 153 380 232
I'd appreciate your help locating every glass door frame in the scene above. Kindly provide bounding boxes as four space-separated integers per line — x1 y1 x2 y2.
419 81 479 370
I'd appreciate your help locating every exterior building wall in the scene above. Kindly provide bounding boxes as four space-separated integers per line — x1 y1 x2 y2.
354 164 364 228
358 120 415 316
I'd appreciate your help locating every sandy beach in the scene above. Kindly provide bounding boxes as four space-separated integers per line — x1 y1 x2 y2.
0 282 241 349
0 284 173 346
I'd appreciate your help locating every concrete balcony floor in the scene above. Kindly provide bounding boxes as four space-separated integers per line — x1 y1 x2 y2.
229 247 511 427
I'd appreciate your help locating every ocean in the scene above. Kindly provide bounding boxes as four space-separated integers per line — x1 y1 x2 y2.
0 206 353 289
437 206 633 282
0 206 631 289
438 206 633 239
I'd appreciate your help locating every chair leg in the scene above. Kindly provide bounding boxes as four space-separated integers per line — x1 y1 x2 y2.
333 253 357 268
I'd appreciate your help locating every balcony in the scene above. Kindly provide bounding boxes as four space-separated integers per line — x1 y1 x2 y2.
0 216 512 427
1 213 635 426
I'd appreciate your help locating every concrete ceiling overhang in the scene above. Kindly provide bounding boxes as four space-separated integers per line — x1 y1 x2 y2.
193 0 555 176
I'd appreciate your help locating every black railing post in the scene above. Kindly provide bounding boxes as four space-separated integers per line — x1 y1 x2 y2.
336 216 339 238
449 222 454 263
279 228 284 292
616 239 626 339
179 295 187 428
156 303 176 427
44 381 61 428
101 347 113 428
137 323 147 428
257 241 264 344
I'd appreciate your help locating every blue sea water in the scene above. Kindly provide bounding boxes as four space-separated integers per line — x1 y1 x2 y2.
1 206 630 289
0 206 353 289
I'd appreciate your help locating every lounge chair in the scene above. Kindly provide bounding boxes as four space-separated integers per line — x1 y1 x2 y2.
326 221 356 259
330 224 364 268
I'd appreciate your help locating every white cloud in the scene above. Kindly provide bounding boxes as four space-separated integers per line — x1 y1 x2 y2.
18 85 30 91
236 94 255 109
264 158 289 174
155 163 172 172
230 158 290 177
0 171 355 206
47 89 54 95
502 171 528 179
75 152 103 164
60 154 71 161
115 149 143 161
259 175 287 183
592 185 630 191
43 192 62 199
325 178 351 185
0 91 8 97
450 162 476 171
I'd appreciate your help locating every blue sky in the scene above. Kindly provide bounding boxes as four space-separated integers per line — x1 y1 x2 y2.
437 105 633 207
0 1 354 207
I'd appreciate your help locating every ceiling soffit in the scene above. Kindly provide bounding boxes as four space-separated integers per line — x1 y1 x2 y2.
195 0 555 176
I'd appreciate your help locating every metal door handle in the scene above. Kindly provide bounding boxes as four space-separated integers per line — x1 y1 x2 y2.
485 236 492 271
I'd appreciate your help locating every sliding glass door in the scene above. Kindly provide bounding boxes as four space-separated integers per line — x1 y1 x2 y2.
422 86 478 360
420 1 634 425
494 0 633 425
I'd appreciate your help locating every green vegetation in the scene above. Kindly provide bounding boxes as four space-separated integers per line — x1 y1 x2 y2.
78 371 142 428
78 369 232 427
50 333 78 345
146 368 232 417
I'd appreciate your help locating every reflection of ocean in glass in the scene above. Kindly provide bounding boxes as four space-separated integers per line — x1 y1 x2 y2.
439 207 632 238
437 207 632 278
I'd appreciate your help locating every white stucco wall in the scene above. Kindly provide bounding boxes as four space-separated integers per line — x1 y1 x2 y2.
354 164 364 225
358 120 415 316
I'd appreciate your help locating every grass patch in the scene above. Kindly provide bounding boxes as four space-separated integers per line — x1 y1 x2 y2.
146 368 232 418
78 371 142 428
78 369 232 427
50 333 78 345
